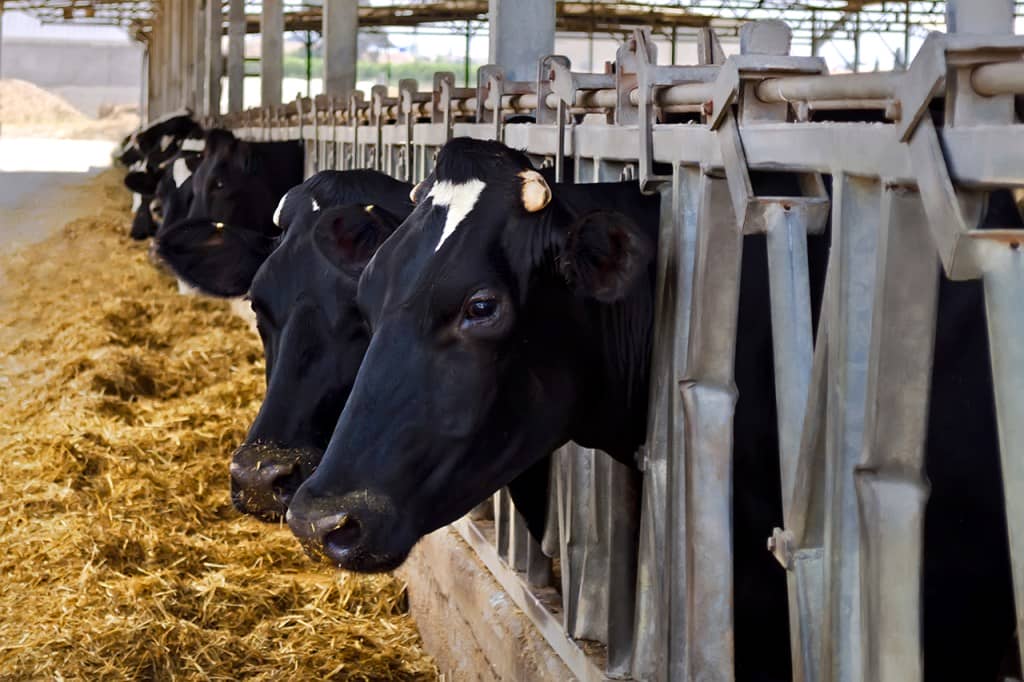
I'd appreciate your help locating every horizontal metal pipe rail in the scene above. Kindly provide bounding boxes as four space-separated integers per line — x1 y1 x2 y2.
216 8 1024 681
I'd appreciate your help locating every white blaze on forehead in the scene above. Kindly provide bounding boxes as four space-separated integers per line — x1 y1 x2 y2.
172 157 192 188
312 198 320 212
273 191 290 228
180 138 205 152
131 193 142 212
429 179 487 253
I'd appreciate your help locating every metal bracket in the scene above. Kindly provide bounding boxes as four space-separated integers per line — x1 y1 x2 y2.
768 527 795 570
630 27 725 191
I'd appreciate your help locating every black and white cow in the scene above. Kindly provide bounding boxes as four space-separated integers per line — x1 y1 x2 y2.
156 170 414 519
285 138 1017 680
121 110 205 240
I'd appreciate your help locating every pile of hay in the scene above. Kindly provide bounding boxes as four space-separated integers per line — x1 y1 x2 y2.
0 78 89 126
0 170 437 680
0 79 140 140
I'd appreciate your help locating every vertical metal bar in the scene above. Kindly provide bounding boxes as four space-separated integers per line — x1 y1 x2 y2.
980 237 1024 671
765 203 814 508
853 12 861 73
677 169 741 681
630 183 675 681
855 186 937 682
464 22 471 88
605 456 640 676
821 173 882 682
903 1 911 69
508 504 530 573
666 165 703 681
763 201 821 682
494 488 510 560
227 0 244 113
786 312 829 682
261 0 284 107
568 447 609 644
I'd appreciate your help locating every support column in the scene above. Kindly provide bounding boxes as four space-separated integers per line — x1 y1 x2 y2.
205 0 223 117
261 0 283 107
227 0 244 112
487 0 554 82
191 2 200 109
168 0 182 110
323 0 358 96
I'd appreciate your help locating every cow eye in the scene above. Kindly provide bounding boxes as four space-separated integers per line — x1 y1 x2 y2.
463 294 499 321
468 299 497 318
212 177 224 190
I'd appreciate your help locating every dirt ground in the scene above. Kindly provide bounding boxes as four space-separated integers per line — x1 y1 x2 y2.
0 170 437 679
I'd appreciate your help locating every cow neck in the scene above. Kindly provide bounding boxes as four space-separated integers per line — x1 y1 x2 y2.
523 198 655 466
569 269 654 464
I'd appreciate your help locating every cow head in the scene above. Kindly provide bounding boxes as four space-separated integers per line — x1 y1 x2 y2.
157 170 413 520
122 113 204 241
287 138 657 571
185 129 298 240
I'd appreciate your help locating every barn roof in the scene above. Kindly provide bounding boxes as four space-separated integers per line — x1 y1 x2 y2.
3 1 1000 46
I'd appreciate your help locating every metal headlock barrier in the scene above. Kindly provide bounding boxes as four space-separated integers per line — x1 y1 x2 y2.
219 1 1024 679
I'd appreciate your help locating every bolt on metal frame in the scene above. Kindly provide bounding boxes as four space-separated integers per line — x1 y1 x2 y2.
219 0 1024 678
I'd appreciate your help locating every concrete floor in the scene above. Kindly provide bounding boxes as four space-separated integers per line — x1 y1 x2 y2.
0 137 115 251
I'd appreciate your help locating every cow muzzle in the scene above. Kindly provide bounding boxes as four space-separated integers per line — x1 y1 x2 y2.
229 443 321 521
286 487 409 573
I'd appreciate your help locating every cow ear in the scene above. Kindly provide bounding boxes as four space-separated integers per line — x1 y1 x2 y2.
560 209 653 303
124 171 157 195
155 218 275 297
313 205 397 273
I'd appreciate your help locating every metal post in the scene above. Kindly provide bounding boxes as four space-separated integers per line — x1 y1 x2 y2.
323 0 358 96
205 0 223 118
855 187 937 682
810 10 818 57
903 1 911 69
194 0 206 113
169 0 182 110
488 0 555 82
305 31 312 97
853 12 860 73
821 173 882 682
981 238 1024 672
261 0 284 107
464 21 471 88
227 0 244 112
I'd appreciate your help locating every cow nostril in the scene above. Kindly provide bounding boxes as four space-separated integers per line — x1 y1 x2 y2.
271 468 304 504
323 516 363 557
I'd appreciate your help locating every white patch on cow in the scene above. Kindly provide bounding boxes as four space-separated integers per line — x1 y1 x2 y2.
365 204 375 213
180 138 205 152
312 198 320 212
177 278 200 296
159 134 174 151
273 191 290 228
144 108 192 130
129 160 144 172
429 179 487 253
131 193 142 212
172 157 192 188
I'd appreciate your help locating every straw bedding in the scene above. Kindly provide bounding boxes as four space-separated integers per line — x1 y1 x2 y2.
0 170 437 680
